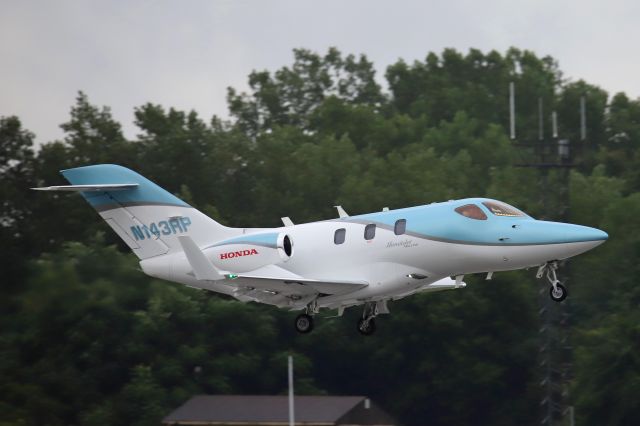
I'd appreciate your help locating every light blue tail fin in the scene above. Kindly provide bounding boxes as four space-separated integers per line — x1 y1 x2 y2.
59 164 237 259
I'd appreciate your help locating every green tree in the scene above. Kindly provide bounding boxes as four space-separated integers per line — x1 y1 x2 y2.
60 91 135 166
386 48 560 139
228 47 384 136
0 116 36 296
573 307 640 426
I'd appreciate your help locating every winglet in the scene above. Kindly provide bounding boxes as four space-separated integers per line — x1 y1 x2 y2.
334 205 349 218
281 217 294 227
177 236 224 281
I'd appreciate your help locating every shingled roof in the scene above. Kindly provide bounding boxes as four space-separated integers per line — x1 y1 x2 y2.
162 395 397 425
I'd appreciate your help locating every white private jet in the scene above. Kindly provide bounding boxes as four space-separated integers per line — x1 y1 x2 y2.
35 164 608 335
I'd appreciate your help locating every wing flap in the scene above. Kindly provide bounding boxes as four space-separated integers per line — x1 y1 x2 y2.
230 272 367 296
418 277 466 293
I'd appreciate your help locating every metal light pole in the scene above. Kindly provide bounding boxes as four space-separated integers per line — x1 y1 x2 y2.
288 355 295 426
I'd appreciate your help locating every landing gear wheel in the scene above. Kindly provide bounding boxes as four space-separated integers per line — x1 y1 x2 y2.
294 313 314 334
357 317 376 336
549 283 567 302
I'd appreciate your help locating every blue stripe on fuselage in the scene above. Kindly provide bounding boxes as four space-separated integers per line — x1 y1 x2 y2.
343 198 607 245
208 232 281 249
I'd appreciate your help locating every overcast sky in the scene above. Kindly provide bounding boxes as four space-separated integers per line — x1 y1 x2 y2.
1 0 639 145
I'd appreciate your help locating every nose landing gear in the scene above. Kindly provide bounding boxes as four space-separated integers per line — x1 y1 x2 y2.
549 283 567 302
536 261 567 302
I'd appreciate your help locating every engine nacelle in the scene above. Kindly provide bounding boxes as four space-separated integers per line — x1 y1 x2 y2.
207 232 293 273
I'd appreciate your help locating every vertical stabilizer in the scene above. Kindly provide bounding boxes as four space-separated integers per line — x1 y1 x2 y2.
60 164 238 259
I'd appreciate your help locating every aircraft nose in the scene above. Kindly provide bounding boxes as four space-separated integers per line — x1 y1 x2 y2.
509 221 608 261
579 226 608 242
515 220 608 245
535 222 608 259
554 223 608 244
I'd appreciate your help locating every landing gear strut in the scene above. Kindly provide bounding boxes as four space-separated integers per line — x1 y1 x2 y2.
536 261 567 302
357 302 379 336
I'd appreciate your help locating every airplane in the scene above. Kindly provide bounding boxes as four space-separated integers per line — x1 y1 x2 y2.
34 164 608 335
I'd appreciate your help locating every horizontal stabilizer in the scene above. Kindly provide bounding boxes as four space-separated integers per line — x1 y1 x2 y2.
32 183 138 192
178 236 224 281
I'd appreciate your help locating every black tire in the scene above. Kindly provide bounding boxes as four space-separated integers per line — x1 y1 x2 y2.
549 283 567 302
357 317 376 336
294 314 314 334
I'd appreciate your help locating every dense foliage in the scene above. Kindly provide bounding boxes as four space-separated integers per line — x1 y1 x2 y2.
1 47 639 425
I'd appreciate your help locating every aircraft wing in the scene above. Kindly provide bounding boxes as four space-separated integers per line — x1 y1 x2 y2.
223 265 368 307
232 273 368 295
177 236 367 306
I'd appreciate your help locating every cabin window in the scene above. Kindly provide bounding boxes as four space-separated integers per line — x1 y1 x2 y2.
455 204 488 220
394 219 407 235
364 224 376 240
334 228 346 245
482 201 525 217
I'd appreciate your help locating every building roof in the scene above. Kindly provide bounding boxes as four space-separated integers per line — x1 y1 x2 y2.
162 395 396 425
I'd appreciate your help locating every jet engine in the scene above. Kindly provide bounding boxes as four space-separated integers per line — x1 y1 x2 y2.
207 232 293 273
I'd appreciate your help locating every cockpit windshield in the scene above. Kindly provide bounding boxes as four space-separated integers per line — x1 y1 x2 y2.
482 201 526 217
455 204 487 220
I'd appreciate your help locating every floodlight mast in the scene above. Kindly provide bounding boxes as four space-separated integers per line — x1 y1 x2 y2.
580 95 587 141
509 81 516 140
538 97 544 141
508 82 589 425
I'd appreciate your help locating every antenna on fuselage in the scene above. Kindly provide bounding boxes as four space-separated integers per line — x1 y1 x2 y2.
281 217 294 227
334 205 349 218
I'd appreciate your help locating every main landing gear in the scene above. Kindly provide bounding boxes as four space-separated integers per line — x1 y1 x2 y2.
357 317 376 335
537 261 567 302
294 300 388 335
294 301 319 334
357 302 382 336
294 313 314 334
